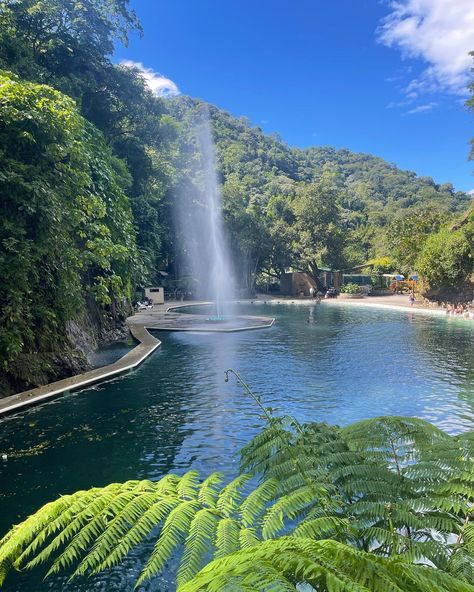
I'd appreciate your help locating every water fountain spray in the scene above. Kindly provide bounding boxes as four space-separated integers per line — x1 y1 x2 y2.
174 104 235 319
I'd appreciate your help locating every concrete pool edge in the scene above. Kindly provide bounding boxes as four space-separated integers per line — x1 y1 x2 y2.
0 324 161 418
0 304 275 417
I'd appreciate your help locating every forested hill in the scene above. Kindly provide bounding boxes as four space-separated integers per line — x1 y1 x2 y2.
0 0 472 395
181 100 471 283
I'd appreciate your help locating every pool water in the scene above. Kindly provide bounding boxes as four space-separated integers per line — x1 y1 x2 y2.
1 303 474 591
87 339 135 368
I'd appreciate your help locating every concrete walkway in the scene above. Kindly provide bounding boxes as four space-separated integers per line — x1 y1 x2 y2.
0 324 160 417
0 302 275 417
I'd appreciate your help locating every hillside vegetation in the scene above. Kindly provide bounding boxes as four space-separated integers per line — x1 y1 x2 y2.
0 1 472 393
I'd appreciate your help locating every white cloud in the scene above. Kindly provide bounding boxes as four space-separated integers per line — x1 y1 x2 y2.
120 60 180 97
468 189 474 196
404 101 438 114
378 0 474 95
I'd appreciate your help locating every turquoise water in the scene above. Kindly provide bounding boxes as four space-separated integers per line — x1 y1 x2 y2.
88 339 134 369
1 303 474 591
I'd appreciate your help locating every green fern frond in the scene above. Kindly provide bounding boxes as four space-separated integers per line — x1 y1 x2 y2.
198 473 224 508
239 527 260 549
342 416 449 460
2 405 474 590
239 478 278 527
136 498 201 586
180 536 474 592
93 497 180 573
262 485 321 539
216 474 251 517
292 516 350 539
177 470 201 500
177 509 219 588
214 518 240 559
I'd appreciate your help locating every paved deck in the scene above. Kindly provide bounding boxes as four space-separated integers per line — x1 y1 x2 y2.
0 324 161 417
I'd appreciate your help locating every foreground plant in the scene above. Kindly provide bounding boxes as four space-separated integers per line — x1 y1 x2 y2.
1 371 473 590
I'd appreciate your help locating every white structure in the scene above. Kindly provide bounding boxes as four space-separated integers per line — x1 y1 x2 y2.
144 286 164 305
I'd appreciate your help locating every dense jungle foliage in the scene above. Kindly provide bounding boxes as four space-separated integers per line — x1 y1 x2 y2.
1 374 474 590
0 1 472 393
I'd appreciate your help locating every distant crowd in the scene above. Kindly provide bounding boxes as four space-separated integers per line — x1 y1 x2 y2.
420 298 474 319
443 302 474 318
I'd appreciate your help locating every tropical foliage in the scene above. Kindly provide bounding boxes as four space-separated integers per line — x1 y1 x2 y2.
417 221 474 290
1 375 474 590
339 282 360 294
0 70 138 392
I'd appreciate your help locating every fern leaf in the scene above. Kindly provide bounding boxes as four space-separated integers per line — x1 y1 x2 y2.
214 518 241 559
198 473 224 508
292 516 350 540
94 497 179 572
239 478 278 527
216 475 250 517
136 499 200 586
262 486 318 539
177 509 219 588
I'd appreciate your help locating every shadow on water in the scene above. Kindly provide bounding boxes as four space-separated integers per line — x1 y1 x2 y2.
1 304 474 590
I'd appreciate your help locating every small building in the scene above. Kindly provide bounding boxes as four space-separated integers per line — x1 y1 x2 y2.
280 272 317 297
318 267 342 290
144 286 164 304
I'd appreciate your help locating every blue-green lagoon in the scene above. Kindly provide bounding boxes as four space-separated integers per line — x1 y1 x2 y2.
1 303 474 591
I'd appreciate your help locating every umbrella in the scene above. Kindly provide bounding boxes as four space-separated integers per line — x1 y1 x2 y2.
395 274 405 281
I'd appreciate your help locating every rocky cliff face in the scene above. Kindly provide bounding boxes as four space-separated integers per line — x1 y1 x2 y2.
0 299 131 398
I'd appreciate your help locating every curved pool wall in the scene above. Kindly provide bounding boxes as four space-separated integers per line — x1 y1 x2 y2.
1 303 474 591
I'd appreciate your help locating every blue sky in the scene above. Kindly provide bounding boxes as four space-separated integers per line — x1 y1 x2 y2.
114 0 474 192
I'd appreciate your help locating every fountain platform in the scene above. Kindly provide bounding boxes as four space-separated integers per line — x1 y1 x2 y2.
128 303 274 333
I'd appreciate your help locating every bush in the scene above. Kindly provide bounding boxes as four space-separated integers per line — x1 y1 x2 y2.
416 227 473 288
340 282 360 294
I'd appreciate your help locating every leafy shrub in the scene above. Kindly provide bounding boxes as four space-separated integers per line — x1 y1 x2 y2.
416 227 473 288
340 282 360 294
0 72 139 387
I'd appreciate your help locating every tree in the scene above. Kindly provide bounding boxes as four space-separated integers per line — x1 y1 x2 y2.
468 51 474 162
387 206 444 273
0 0 179 283
0 0 140 95
289 172 346 279
0 72 138 392
416 224 474 289
1 376 474 590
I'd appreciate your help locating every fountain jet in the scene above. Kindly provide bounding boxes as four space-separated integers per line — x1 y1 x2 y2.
173 105 235 318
